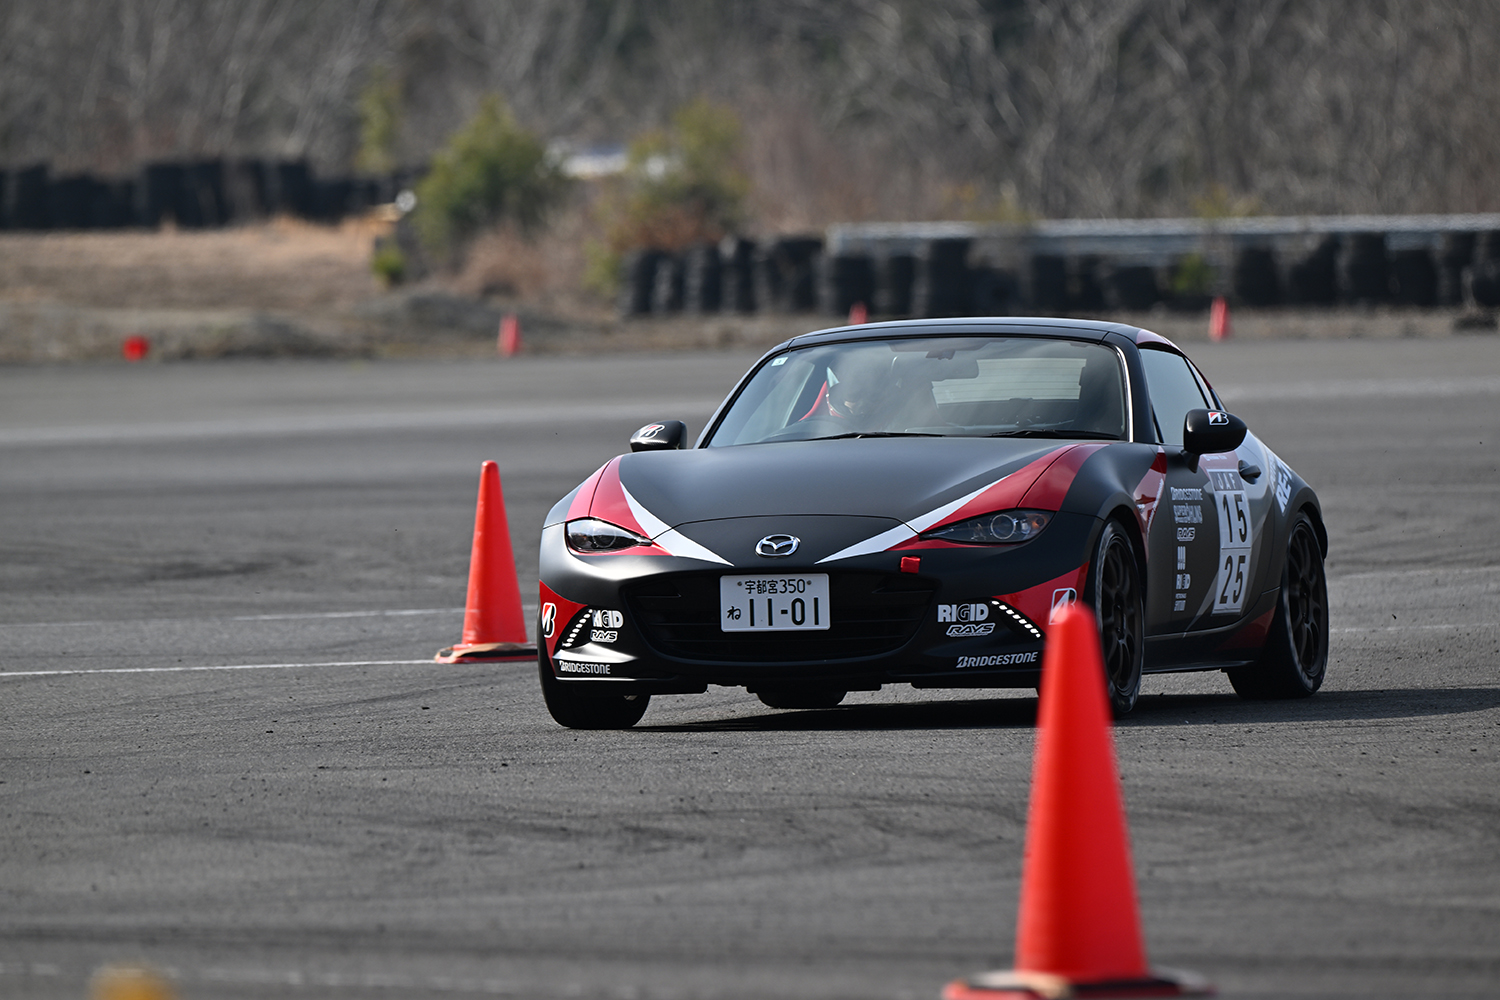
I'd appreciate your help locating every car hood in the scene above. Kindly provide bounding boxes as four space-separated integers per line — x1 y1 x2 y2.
616 437 1075 528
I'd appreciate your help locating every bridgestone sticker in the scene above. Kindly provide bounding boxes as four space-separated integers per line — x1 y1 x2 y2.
956 651 1040 669
557 660 611 675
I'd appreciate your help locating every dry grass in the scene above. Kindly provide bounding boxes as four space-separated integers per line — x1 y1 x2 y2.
0 216 387 312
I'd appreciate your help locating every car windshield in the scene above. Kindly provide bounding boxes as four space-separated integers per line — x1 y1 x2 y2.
706 335 1128 446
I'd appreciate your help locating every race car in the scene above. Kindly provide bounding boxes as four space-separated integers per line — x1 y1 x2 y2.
537 317 1328 728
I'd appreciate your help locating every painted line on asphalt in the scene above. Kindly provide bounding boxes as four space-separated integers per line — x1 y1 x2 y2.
0 397 725 447
0 659 436 679
0 608 465 629
1217 374 1500 403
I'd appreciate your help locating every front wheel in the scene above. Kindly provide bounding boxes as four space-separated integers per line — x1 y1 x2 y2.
1085 519 1144 716
1228 513 1327 699
537 657 650 729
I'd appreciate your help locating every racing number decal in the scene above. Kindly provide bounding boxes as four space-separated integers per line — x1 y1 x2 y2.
1211 469 1252 615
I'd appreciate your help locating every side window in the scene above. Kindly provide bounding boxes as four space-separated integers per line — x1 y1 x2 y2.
1139 348 1208 447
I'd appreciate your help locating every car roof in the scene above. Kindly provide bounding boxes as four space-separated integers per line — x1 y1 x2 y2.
783 316 1180 351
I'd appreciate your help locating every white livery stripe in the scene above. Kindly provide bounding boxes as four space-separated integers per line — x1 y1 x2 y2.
620 482 731 565
816 472 1013 564
816 524 916 564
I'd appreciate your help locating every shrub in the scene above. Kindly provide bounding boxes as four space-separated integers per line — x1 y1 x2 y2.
588 99 749 297
414 96 567 257
371 239 406 286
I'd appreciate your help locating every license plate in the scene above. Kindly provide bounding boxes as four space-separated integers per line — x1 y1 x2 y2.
720 574 830 632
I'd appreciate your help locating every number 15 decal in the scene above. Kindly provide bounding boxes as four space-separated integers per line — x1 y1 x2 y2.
1214 488 1253 614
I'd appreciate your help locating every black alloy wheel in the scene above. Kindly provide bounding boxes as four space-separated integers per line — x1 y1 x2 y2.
1229 513 1328 699
1088 519 1144 715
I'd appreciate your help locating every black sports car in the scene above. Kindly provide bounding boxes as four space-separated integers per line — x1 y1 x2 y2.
537 318 1327 728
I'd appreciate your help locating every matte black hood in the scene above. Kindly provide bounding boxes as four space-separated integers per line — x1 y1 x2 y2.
619 438 1065 528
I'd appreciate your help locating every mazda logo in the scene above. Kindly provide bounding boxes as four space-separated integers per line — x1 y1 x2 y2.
755 534 800 557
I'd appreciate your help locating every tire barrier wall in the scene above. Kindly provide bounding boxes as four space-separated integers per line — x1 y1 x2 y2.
620 221 1500 317
0 160 403 231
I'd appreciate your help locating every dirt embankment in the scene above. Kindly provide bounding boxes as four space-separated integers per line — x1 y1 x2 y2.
0 221 1491 363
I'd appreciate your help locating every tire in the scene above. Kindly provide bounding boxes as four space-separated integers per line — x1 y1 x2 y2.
1085 519 1144 716
1228 514 1328 699
755 689 847 710
537 657 650 729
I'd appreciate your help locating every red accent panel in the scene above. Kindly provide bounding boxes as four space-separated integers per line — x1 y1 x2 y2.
996 565 1090 632
1018 443 1108 510
890 537 970 552
1220 606 1274 651
565 463 609 522
1130 448 1168 547
539 582 589 659
799 381 830 421
927 447 1071 531
899 556 920 574
588 458 651 538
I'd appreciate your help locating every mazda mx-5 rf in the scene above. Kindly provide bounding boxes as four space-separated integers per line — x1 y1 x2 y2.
536 317 1328 728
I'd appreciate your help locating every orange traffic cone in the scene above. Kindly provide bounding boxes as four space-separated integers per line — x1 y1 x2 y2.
943 604 1212 999
1208 296 1231 342
435 461 538 663
848 301 869 325
499 314 522 356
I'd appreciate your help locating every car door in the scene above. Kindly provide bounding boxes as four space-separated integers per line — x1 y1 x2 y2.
1137 347 1222 634
1140 347 1279 636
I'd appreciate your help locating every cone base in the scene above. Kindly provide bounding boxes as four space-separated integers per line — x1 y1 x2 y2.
943 967 1213 1000
434 641 538 664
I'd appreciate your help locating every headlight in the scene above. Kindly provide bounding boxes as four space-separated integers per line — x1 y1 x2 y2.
566 518 652 553
924 509 1052 545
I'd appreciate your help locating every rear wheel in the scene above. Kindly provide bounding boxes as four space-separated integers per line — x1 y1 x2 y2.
537 657 650 729
755 689 847 710
1085 519 1144 716
1228 513 1327 699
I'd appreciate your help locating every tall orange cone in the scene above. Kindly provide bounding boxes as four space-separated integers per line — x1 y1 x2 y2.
943 605 1212 999
848 301 869 325
435 461 538 663
499 314 522 356
1208 296 1231 341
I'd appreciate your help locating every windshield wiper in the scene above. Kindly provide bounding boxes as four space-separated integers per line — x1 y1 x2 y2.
986 429 1120 440
804 431 945 441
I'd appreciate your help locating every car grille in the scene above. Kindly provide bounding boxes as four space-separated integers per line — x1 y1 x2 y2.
623 571 936 663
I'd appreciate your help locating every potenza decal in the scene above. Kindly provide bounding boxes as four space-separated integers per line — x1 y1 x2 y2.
1173 503 1203 524
541 603 558 638
1208 410 1230 425
1049 588 1077 623
946 623 995 637
636 423 665 438
956 651 1040 668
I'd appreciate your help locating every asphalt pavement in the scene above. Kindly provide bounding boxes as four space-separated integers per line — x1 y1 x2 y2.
2 332 1498 1000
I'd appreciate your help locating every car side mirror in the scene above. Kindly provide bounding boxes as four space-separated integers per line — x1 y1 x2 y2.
1182 408 1247 459
629 420 687 452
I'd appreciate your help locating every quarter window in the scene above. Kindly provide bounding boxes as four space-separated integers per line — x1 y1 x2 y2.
1139 348 1208 447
